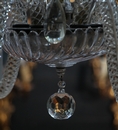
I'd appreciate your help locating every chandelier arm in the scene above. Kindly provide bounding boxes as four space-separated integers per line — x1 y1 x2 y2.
0 56 20 99
101 0 118 101
0 1 20 99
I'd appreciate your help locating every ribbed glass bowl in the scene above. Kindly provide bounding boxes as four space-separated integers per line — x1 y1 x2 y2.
3 24 106 67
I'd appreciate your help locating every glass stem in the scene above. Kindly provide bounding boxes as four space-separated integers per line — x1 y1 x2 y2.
56 67 66 90
56 67 66 81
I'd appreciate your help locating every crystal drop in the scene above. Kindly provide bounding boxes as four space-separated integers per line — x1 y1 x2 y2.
47 89 76 120
44 0 66 44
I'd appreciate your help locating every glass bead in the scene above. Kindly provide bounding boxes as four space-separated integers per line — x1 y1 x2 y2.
58 80 66 89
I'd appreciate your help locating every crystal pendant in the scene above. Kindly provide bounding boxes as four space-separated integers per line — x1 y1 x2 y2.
44 0 66 44
47 68 76 120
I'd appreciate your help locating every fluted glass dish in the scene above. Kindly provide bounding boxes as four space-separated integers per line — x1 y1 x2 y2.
3 24 106 67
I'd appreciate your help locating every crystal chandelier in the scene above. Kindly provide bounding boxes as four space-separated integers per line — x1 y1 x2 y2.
0 0 118 120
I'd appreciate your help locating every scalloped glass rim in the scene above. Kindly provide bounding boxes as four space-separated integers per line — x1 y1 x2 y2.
3 24 106 67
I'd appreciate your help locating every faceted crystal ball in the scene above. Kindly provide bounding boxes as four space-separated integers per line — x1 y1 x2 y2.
47 89 76 120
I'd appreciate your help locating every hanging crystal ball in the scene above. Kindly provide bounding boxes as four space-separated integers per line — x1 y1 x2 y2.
47 89 76 120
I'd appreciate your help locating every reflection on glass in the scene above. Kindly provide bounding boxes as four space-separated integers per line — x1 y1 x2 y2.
44 0 66 44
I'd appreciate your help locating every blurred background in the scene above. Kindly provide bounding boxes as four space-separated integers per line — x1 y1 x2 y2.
0 53 118 130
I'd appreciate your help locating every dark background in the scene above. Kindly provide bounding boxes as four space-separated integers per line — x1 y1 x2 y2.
10 61 114 130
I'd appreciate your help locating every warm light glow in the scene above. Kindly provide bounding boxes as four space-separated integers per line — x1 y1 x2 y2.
70 0 75 3
0 113 7 123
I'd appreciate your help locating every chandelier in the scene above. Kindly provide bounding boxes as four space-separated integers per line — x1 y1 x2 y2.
0 0 118 120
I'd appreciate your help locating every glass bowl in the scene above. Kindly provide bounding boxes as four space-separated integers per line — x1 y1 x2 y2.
3 24 106 67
